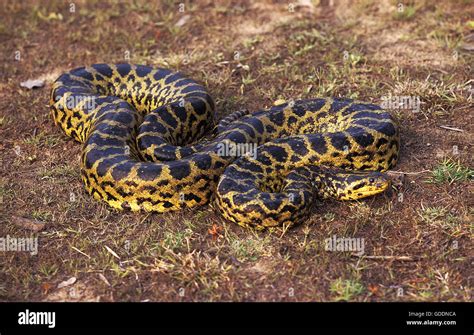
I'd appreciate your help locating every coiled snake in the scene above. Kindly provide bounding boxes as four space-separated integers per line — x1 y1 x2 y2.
50 64 399 229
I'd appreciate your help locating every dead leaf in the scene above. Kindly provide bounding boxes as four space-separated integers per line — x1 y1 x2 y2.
368 284 379 295
105 245 120 259
44 281 100 302
249 259 273 274
208 224 223 240
460 42 474 51
98 273 111 287
42 282 53 295
57 277 77 289
175 15 190 27
12 215 45 232
20 79 45 89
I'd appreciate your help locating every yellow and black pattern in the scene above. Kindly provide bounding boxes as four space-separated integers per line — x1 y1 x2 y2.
215 99 399 228
50 63 399 228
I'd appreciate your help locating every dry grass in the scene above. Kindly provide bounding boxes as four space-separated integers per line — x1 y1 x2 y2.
0 0 472 302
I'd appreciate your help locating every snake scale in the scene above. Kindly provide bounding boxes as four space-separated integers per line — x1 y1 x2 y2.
50 64 400 229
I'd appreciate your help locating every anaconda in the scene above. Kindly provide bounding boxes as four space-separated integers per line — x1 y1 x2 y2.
50 63 399 229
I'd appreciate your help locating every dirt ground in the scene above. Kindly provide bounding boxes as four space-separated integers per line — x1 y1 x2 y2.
0 0 472 302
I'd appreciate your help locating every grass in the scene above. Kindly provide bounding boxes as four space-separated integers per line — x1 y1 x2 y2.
31 209 53 221
161 229 193 252
428 159 474 184
417 205 468 238
39 164 79 179
393 4 417 21
0 0 472 302
418 206 448 224
223 227 273 263
330 278 365 301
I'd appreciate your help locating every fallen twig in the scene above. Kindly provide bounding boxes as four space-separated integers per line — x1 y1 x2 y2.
352 255 423 261
71 246 91 259
105 245 120 259
439 125 464 132
387 170 431 175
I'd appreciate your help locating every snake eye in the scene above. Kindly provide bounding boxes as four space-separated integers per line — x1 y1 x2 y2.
369 177 375 183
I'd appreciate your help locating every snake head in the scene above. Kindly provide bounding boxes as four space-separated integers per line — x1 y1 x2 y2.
336 171 391 200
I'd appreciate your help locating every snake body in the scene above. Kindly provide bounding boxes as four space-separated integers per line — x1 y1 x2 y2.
50 64 399 229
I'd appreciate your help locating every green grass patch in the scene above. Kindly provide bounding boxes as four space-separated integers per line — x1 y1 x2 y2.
428 159 473 184
330 278 364 301
418 206 448 224
161 229 193 252
23 131 62 148
393 4 417 21
31 209 53 221
417 205 466 237
39 165 79 179
229 235 270 262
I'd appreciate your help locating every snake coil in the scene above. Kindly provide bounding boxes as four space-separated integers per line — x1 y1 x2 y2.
50 63 399 229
